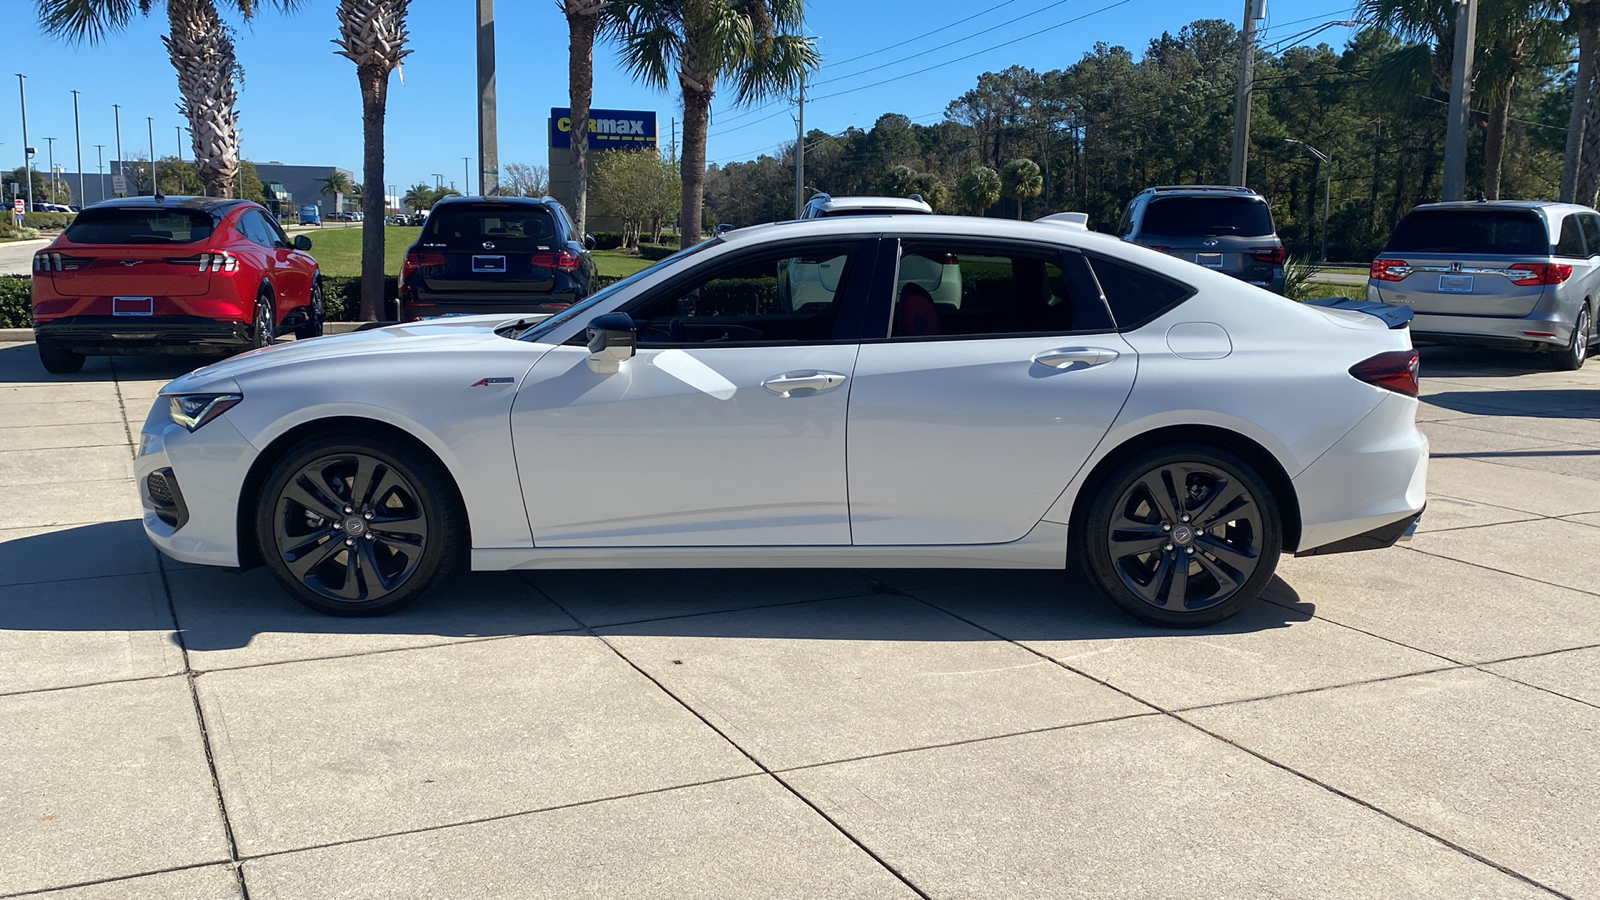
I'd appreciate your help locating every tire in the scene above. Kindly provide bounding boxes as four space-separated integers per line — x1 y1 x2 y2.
250 289 276 351
295 279 325 340
1553 306 1590 371
37 343 85 374
256 432 465 616
1077 443 1283 628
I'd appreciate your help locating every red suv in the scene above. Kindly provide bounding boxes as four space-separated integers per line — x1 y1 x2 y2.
31 197 323 373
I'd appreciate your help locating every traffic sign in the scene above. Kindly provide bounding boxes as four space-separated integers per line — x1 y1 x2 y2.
12 199 23 215
112 174 128 194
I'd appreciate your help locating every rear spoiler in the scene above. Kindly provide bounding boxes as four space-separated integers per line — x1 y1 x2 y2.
1035 212 1089 229
1305 296 1414 330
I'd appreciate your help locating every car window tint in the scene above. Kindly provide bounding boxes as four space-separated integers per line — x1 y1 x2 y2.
1139 197 1274 238
626 246 856 345
63 208 215 244
1385 210 1547 255
240 212 277 248
1582 215 1600 257
421 204 559 250
889 245 1113 338
1087 256 1195 330
1558 216 1586 257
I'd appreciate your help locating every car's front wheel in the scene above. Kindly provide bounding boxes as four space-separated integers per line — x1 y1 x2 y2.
1079 444 1282 627
256 433 465 616
37 343 85 374
295 279 325 340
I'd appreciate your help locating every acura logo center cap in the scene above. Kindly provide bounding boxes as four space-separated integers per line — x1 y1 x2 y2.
1172 525 1194 545
344 516 367 537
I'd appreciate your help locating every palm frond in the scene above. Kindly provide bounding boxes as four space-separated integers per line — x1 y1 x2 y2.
35 0 141 44
730 31 817 105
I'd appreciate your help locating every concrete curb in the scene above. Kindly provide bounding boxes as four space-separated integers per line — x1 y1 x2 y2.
0 329 33 342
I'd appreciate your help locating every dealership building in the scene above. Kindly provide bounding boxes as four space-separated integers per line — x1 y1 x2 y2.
547 107 659 234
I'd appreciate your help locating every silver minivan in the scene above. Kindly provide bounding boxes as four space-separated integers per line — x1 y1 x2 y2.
1368 201 1600 369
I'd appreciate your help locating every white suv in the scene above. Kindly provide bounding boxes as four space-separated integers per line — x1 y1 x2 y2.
800 193 933 219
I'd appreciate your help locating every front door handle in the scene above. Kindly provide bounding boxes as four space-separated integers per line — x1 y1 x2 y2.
1033 347 1120 369
762 371 848 396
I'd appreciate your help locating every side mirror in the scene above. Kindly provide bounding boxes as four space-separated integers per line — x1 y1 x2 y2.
583 233 597 251
586 312 637 374
293 235 313 251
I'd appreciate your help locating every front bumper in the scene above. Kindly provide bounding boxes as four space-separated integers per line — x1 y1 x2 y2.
36 316 252 355
136 399 258 568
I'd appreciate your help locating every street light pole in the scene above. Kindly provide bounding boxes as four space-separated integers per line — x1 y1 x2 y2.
16 74 31 211
462 157 470 194
432 173 443 190
1285 138 1332 262
113 104 123 196
147 117 157 195
44 137 56 203
94 144 105 204
476 0 498 197
72 90 84 208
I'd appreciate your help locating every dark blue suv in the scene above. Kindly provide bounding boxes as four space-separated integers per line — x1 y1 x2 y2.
399 195 596 321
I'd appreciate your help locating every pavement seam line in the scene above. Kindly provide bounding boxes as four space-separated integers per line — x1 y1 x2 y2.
155 556 252 900
0 861 233 900
526 583 937 900
0 565 161 591
883 579 1575 899
0 670 185 700
107 357 137 455
1400 544 1600 599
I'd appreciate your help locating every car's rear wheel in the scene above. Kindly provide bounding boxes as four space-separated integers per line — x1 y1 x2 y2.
1079 444 1282 627
295 279 325 340
1554 306 1590 371
37 343 85 374
256 433 464 616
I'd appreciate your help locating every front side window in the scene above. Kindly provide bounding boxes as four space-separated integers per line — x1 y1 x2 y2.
625 245 859 345
888 244 1114 338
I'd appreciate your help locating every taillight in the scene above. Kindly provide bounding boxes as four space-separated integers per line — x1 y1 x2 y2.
531 250 581 272
32 252 86 272
402 251 447 280
1349 350 1419 397
1508 263 1573 286
1370 259 1409 282
201 252 238 273
1250 247 1287 264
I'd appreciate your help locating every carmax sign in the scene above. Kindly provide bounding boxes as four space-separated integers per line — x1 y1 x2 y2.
550 108 658 150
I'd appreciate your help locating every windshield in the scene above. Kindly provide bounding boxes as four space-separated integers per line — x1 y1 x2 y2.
517 238 724 341
64 208 216 244
1386 209 1548 255
1141 196 1275 238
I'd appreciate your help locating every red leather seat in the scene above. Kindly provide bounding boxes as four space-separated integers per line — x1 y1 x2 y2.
895 284 942 336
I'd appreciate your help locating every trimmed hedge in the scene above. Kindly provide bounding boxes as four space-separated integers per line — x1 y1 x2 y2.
320 274 399 321
22 212 74 231
590 232 625 251
0 221 41 240
638 243 676 261
0 276 28 328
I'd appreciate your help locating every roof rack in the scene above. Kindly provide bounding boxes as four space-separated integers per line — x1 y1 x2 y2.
1143 185 1256 194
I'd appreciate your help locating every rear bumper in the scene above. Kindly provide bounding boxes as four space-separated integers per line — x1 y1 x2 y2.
1296 506 1423 557
1290 391 1429 553
1373 285 1574 350
34 316 252 355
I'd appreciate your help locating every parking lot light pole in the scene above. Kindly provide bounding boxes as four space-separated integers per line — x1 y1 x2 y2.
72 90 84 208
94 144 105 203
147 117 157 195
113 104 123 196
16 74 30 211
432 173 443 190
1284 138 1331 262
44 137 56 203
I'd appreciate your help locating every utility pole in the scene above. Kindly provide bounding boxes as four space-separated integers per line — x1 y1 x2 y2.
669 118 677 164
794 73 805 218
147 117 156 195
113 104 123 196
1228 0 1259 186
17 74 32 211
71 90 84 209
476 0 498 196
94 144 105 204
1441 0 1478 201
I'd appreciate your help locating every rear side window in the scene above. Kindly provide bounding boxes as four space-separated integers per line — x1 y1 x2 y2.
1386 210 1548 255
1140 197 1274 238
1558 216 1586 258
1088 256 1194 330
888 244 1115 338
64 208 215 244
1582 215 1600 257
421 204 559 250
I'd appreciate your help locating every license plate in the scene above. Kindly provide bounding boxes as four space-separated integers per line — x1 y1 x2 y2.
112 296 153 316
1195 253 1224 268
1438 274 1474 293
471 255 506 273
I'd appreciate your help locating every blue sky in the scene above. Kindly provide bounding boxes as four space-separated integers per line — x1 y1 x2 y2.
3 0 1359 195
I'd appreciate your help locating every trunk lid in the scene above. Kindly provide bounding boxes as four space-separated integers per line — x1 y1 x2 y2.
40 245 214 298
1371 207 1552 317
415 202 565 296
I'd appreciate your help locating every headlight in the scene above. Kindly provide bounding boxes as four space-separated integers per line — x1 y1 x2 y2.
168 394 242 432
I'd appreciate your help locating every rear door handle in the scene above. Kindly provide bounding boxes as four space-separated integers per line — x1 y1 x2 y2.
1033 347 1120 369
762 371 848 396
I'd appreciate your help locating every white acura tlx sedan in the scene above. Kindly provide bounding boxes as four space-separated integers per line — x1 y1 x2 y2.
136 216 1427 627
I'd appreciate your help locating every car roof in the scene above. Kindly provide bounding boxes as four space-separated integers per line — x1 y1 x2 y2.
434 195 561 209
1407 200 1594 216
84 196 255 214
1139 185 1263 200
725 214 1126 250
810 195 934 214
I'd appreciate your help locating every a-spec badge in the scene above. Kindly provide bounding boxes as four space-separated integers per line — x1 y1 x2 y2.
470 377 515 387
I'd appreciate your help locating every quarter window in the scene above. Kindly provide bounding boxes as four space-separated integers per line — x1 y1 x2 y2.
888 244 1114 338
1582 215 1600 258
1087 256 1194 330
1558 216 1586 258
626 246 857 345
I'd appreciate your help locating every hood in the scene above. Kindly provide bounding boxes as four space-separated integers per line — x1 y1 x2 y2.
163 314 549 394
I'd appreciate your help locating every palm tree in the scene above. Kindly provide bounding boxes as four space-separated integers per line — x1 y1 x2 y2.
609 0 819 249
563 0 610 236
402 183 433 212
1000 158 1042 220
35 0 298 198
959 166 1001 216
321 171 353 199
335 0 413 321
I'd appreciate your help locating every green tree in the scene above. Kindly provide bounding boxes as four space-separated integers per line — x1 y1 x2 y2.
237 160 264 202
592 149 681 246
35 0 298 198
335 0 413 320
502 162 550 197
909 171 947 211
320 170 353 199
1000 159 1042 219
958 166 1001 216
609 0 820 247
881 165 916 197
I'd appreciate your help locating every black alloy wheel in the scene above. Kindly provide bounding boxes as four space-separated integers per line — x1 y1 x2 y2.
257 434 463 616
1080 444 1282 627
295 279 325 340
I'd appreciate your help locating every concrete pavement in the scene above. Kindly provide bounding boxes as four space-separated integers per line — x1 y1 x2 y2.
0 342 1597 898
0 238 50 277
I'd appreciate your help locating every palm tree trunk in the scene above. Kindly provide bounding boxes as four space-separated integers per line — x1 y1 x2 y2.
1565 3 1600 201
1484 77 1512 201
679 80 712 250
1574 4 1600 204
164 0 239 198
566 3 602 236
359 64 389 321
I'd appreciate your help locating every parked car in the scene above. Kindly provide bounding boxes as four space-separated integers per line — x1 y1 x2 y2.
136 215 1425 628
1116 185 1286 294
800 193 934 219
398 195 596 321
299 205 321 226
31 196 323 373
1368 201 1600 369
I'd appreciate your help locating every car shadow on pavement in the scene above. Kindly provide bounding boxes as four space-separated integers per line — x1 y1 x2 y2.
1415 344 1562 378
0 523 1314 653
1423 389 1600 420
0 342 209 385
